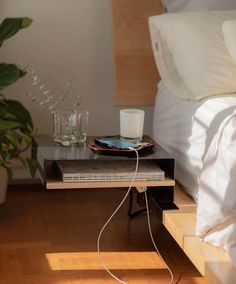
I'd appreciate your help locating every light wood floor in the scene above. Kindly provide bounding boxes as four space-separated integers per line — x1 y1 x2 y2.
0 184 209 284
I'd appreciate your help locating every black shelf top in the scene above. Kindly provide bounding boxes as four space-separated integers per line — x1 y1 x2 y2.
33 136 174 162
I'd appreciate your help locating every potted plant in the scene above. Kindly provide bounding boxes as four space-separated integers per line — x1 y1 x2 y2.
0 17 34 204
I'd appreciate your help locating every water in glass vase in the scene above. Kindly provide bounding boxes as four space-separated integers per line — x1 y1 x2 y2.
72 111 89 143
53 110 89 145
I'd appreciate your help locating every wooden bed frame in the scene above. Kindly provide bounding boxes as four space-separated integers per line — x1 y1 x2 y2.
111 0 162 106
165 184 236 284
111 1 236 283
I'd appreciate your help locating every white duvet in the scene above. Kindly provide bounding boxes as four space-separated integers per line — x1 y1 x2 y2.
196 107 236 266
153 81 236 267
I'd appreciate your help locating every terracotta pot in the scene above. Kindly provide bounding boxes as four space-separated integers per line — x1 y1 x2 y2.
0 167 8 204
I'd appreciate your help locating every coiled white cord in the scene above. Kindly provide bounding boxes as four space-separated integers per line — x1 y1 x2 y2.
97 147 174 284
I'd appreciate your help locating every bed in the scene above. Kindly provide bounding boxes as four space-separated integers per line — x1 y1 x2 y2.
149 2 236 269
153 81 236 202
153 80 236 266
112 0 236 275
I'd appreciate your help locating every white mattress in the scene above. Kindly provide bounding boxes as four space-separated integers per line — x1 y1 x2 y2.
153 81 236 267
153 81 236 200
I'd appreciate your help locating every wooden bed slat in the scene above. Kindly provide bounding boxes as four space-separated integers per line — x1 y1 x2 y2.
163 184 236 284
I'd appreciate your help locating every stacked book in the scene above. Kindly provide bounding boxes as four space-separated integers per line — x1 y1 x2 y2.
55 160 165 182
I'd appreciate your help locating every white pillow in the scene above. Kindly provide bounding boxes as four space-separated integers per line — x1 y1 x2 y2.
223 20 236 64
149 11 236 100
162 0 236 12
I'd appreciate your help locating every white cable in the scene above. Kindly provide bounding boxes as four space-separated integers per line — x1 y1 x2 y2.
97 146 175 284
144 190 174 284
97 147 139 284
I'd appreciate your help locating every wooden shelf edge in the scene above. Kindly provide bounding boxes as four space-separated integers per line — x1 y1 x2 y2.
163 184 236 284
46 177 175 190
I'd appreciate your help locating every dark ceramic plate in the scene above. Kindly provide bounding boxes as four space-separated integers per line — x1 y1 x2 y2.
88 136 155 156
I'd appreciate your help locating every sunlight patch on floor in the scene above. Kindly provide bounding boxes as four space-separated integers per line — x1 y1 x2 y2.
45 251 166 270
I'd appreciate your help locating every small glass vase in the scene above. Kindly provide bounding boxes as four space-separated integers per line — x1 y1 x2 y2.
53 109 89 146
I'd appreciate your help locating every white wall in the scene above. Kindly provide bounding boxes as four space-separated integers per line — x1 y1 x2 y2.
1 0 154 178
1 0 154 135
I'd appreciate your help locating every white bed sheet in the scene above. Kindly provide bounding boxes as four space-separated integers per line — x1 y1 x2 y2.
153 81 236 200
153 80 236 266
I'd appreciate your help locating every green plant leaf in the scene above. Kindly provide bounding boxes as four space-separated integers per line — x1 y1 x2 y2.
23 132 32 145
25 158 37 178
0 16 34 178
18 155 27 167
0 17 33 47
3 99 33 130
5 131 23 150
0 119 21 131
0 64 26 91
22 18 33 28
0 102 6 117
